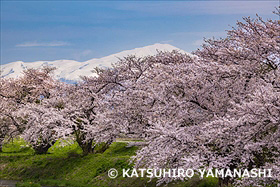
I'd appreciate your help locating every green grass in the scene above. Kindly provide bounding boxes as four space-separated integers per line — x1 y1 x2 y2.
0 139 219 187
2 138 34 155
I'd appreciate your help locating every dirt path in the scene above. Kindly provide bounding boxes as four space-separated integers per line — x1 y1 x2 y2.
0 180 57 187
0 180 18 187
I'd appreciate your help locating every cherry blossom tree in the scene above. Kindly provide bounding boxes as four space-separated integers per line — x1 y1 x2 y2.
50 83 100 155
17 101 70 154
0 78 26 151
194 11 280 186
203 79 280 186
0 117 10 152
46 80 117 155
85 52 200 140
0 67 61 154
124 12 280 186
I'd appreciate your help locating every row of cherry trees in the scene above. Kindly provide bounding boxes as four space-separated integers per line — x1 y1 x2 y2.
1 12 279 186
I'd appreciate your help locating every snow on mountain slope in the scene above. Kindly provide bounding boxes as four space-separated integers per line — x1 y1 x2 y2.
0 43 189 83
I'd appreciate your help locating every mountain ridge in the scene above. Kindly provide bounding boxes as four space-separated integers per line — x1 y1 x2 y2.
0 43 189 83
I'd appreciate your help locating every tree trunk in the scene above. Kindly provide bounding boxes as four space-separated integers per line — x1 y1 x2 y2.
33 143 52 154
218 177 231 187
0 135 6 153
77 139 94 155
94 138 113 154
97 142 110 153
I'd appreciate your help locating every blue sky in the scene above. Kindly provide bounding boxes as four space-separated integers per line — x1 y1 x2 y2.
1 1 278 65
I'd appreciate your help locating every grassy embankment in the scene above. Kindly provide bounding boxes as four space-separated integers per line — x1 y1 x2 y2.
0 138 218 187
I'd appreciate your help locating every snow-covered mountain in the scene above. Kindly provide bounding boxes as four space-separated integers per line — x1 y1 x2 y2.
0 43 188 83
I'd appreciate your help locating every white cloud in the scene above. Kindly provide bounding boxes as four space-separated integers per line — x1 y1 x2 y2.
16 41 70 47
116 1 278 16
